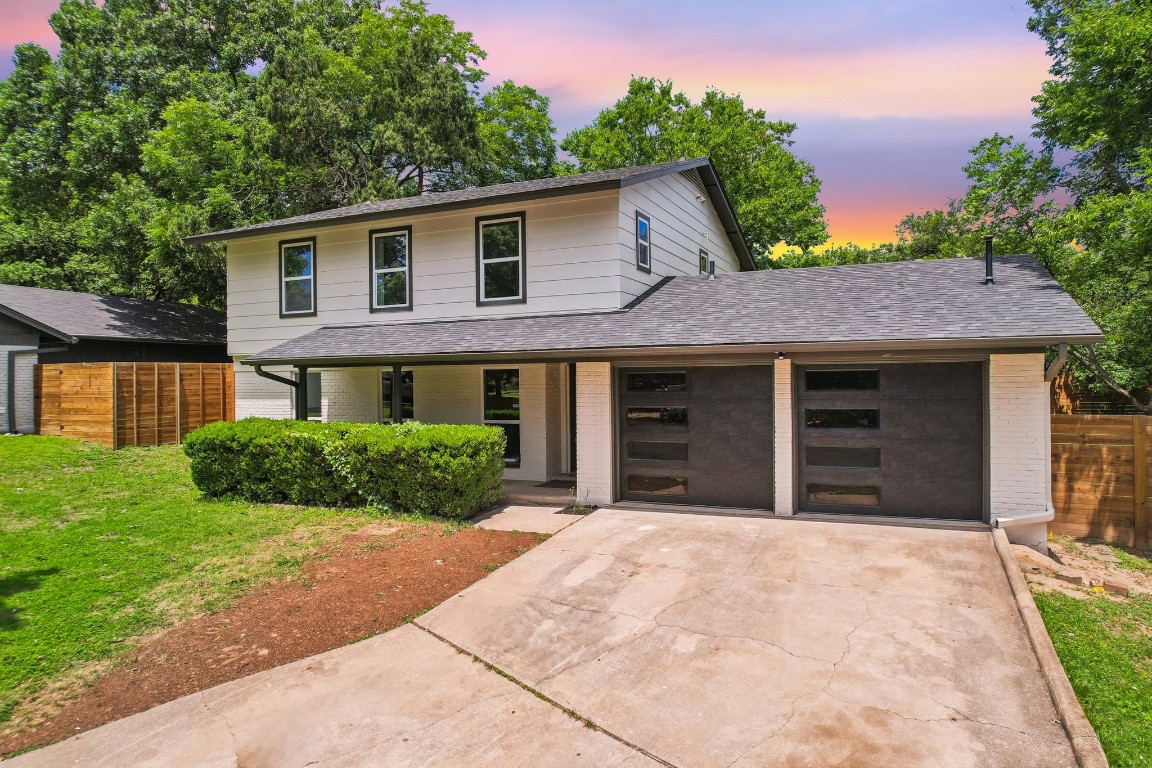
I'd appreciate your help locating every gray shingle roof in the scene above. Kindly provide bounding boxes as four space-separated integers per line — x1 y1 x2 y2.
244 255 1102 365
0 284 226 344
184 158 755 270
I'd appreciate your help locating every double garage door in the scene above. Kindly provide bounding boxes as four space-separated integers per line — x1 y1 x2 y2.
618 363 984 520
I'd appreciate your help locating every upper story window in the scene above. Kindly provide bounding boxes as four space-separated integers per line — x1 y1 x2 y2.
476 212 526 304
636 212 651 272
370 227 412 311
279 238 316 317
699 249 709 274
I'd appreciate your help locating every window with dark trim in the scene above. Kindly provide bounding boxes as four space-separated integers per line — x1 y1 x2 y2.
805 370 879 391
635 212 651 272
293 371 322 419
280 238 316 316
476 213 526 304
381 370 414 422
627 475 687 495
804 408 879 429
484 369 521 467
370 227 412 311
699 249 709 274
807 484 880 506
626 371 686 392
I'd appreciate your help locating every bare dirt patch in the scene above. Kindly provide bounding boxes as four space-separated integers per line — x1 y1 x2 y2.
0 523 543 757
1014 535 1152 601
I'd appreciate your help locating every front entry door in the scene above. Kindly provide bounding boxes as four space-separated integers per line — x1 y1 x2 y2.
618 366 774 509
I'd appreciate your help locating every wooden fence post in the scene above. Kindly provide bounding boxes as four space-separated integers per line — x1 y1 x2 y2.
1135 415 1149 550
175 363 182 444
111 364 119 450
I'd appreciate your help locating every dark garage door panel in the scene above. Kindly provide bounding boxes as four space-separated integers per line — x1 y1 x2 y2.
798 362 984 520
619 366 773 509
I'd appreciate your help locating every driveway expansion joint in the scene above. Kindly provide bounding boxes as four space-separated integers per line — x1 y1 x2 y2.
411 621 680 768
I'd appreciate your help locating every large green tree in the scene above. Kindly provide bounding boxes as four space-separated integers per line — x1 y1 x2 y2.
561 77 828 259
0 0 559 308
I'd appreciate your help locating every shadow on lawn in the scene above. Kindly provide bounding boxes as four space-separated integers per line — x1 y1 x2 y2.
0 568 60 630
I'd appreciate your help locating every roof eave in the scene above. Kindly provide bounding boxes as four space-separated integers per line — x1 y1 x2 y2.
182 158 731 246
0 304 76 344
241 333 1105 368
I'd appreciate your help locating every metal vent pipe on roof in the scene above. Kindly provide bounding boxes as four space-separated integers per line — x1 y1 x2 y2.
984 235 995 285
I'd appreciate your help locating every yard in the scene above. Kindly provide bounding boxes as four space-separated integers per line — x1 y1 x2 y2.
0 435 539 757
1022 537 1152 768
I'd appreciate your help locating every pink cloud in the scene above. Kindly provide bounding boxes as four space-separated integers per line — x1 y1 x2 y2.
1 0 59 51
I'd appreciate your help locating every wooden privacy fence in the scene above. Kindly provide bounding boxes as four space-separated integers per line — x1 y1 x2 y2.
35 362 234 448
1051 414 1151 549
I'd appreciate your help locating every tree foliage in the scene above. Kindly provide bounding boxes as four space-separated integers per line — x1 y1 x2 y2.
0 0 558 308
561 77 828 259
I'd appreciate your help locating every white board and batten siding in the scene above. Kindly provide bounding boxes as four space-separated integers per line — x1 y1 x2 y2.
226 190 623 358
618 169 742 303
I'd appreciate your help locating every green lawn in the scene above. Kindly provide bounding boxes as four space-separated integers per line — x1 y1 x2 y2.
0 436 377 727
1034 556 1152 768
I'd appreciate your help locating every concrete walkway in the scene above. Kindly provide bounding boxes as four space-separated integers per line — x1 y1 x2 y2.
8 509 1081 767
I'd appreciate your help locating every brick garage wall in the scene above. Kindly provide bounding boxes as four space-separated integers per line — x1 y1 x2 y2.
0 345 37 434
773 358 794 515
575 362 613 506
988 353 1051 545
233 362 293 420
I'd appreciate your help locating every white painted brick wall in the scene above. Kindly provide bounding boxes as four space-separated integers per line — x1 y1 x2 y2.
414 363 551 482
0 345 37 434
545 363 566 478
576 362 614 506
773 358 794 515
234 363 294 420
988 353 1050 534
322 368 380 423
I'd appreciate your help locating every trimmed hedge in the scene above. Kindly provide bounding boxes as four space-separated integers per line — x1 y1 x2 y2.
183 418 506 519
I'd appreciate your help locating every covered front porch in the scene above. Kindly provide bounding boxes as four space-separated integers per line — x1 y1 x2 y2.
246 360 599 501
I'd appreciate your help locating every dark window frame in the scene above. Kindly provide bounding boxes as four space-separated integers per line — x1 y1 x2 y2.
483 368 522 468
381 369 415 422
279 236 317 318
804 369 880 391
635 211 651 273
475 212 527 306
699 249 709 274
368 226 413 312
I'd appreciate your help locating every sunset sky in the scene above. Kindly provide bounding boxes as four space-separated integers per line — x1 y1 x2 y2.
1 0 1054 247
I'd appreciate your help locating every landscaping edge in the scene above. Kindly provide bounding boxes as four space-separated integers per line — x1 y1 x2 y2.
990 528 1109 768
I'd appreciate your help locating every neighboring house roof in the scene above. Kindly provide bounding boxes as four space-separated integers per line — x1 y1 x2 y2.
0 284 226 345
244 255 1103 366
184 158 756 271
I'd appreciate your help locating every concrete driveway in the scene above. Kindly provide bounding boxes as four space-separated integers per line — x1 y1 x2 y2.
8 509 1080 767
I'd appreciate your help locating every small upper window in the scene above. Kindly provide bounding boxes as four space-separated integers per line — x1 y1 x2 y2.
477 213 526 303
280 238 316 316
370 228 412 311
636 212 651 272
699 249 709 274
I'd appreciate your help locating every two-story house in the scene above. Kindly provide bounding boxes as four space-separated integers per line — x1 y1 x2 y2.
188 158 1103 546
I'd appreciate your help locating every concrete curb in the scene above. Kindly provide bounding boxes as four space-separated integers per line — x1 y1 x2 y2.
991 528 1109 768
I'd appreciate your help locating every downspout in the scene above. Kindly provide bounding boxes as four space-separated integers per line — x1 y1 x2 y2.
7 345 70 434
995 343 1069 532
254 365 308 421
